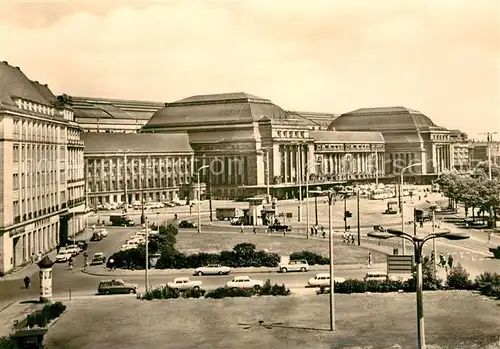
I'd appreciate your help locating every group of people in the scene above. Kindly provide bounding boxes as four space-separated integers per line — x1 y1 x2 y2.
310 225 326 238
342 232 356 245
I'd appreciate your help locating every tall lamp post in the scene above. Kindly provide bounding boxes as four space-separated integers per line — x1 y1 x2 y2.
326 189 337 331
197 165 209 234
368 228 469 349
400 163 422 254
305 162 320 239
426 201 438 274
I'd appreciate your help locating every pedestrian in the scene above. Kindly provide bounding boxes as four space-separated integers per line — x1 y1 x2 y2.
437 219 441 229
314 226 318 236
351 235 355 245
439 253 446 268
240 224 244 234
420 220 424 228
367 253 372 268
108 258 115 271
56 245 60 254
488 231 493 242
68 257 74 270
253 227 256 234
23 276 31 289
448 254 454 269
310 227 315 237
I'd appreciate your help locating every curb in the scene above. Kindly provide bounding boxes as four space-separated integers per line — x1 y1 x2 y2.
79 263 383 278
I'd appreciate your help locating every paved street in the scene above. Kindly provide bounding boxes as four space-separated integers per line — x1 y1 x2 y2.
1 194 498 309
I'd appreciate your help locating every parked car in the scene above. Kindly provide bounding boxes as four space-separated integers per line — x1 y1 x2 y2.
167 277 202 291
279 259 309 273
56 251 73 262
98 279 138 295
90 252 106 265
163 201 175 207
121 242 138 251
307 273 346 288
268 223 291 233
194 264 231 276
179 220 197 228
65 245 81 257
225 276 264 290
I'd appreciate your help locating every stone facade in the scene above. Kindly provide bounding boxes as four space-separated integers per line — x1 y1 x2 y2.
0 62 85 275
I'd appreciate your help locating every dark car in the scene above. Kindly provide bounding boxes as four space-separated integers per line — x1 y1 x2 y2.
75 240 88 251
179 220 197 228
97 279 138 295
90 231 103 241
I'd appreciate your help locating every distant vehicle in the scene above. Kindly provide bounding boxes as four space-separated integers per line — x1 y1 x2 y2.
279 260 309 273
55 251 73 262
230 217 244 225
98 279 137 295
373 225 386 233
75 240 88 250
225 276 264 290
179 220 197 228
121 242 138 251
65 245 81 257
91 231 103 241
194 264 231 276
268 223 291 233
163 201 176 207
90 252 107 265
307 273 345 288
98 229 108 238
128 236 146 245
216 208 243 221
110 215 135 227
167 277 202 291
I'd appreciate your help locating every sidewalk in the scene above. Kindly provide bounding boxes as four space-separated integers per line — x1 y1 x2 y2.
81 262 387 278
0 230 88 282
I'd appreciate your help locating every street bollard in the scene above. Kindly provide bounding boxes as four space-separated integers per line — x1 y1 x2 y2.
69 289 72 300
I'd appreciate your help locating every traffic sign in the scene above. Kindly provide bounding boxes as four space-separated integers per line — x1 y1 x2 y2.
387 255 414 275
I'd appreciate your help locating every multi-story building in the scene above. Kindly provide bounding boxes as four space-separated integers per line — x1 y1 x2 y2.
81 133 195 206
0 62 85 275
469 141 500 169
329 107 453 175
142 92 384 199
69 96 164 133
449 129 470 171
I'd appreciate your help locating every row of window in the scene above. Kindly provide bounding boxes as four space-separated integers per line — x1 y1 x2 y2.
13 170 65 189
13 191 66 223
275 130 307 138
12 119 67 142
13 144 66 162
88 177 190 192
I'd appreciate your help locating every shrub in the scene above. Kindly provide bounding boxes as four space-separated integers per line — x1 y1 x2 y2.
474 272 500 298
488 246 500 259
335 279 367 293
34 311 48 328
26 313 36 328
108 247 146 269
447 263 472 290
142 286 180 300
405 256 443 291
205 287 255 299
259 279 291 296
289 251 329 265
182 288 206 299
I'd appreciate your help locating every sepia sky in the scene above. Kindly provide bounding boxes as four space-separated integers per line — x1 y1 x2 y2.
1 0 499 138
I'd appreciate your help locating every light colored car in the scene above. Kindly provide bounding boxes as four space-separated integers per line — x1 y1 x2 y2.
98 229 108 238
121 242 138 251
90 252 106 265
56 251 73 262
279 259 309 273
364 272 389 282
65 245 81 256
307 273 346 288
194 264 231 276
167 277 202 291
226 276 264 290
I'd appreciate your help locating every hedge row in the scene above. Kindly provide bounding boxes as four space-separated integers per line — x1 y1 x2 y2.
289 251 329 265
141 280 291 300
110 242 281 269
24 302 66 329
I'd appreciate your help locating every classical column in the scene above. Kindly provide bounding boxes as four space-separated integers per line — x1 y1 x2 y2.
283 146 288 182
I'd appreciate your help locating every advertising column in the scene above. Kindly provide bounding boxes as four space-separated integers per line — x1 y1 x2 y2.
37 256 55 303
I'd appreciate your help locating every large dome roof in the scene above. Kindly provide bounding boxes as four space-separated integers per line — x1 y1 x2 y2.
328 106 441 132
143 92 291 130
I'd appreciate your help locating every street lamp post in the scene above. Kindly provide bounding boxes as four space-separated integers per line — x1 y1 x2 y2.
326 190 337 331
145 218 149 292
400 163 422 254
305 162 320 240
368 228 469 349
298 145 303 223
197 165 209 234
